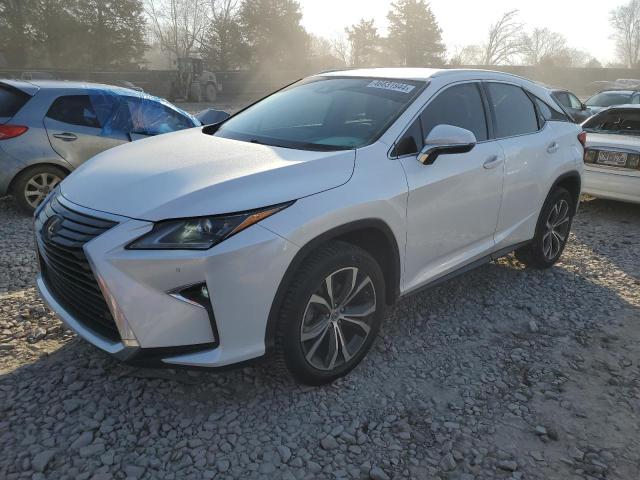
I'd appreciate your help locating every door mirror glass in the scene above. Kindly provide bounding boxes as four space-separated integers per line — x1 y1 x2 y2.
417 125 476 165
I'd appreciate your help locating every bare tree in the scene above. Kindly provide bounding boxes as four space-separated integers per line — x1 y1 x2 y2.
481 10 523 65
145 0 209 58
448 44 482 66
610 0 640 68
330 33 352 67
521 28 566 65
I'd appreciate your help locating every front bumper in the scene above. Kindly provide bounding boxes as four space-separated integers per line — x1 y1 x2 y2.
583 166 640 204
36 194 299 368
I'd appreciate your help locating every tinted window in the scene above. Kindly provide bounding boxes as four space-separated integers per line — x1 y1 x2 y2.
0 85 30 118
534 96 570 122
46 95 102 128
554 92 570 108
214 77 425 150
586 91 634 108
420 83 488 142
487 83 539 138
392 117 423 156
583 109 640 135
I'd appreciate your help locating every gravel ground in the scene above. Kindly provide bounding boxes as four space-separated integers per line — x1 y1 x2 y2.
1 195 639 480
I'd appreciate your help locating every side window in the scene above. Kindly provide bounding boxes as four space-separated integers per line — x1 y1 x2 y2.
632 94 640 105
124 97 194 135
533 96 570 123
420 83 488 142
568 93 583 109
392 117 423 157
46 95 101 128
486 83 539 138
554 92 570 108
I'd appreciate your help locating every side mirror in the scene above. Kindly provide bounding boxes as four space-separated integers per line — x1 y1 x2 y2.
417 125 477 165
581 103 588 111
195 108 231 126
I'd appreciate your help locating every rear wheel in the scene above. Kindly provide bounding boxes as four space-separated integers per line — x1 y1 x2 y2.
274 242 386 385
205 83 217 102
515 187 574 269
12 165 66 214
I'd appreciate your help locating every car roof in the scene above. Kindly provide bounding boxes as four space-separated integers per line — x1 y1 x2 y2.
594 89 639 95
600 104 640 110
320 67 539 83
1 78 145 96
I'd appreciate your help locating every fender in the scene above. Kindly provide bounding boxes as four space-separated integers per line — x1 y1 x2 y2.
264 218 401 354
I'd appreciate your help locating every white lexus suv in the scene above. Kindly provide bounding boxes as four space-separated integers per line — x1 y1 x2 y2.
35 69 584 385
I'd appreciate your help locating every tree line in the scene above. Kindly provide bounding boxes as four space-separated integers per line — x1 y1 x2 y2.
0 0 147 69
1 0 640 71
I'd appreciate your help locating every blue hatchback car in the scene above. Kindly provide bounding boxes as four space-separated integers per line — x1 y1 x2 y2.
0 79 202 212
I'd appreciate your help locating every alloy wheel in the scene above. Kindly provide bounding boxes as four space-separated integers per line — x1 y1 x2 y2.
300 267 377 371
542 199 570 260
24 173 62 208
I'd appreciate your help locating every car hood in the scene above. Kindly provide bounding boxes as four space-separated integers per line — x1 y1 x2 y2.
586 106 607 114
586 132 640 152
61 128 355 221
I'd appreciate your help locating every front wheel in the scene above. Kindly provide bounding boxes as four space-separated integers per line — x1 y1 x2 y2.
515 187 574 269
12 165 66 214
274 242 386 385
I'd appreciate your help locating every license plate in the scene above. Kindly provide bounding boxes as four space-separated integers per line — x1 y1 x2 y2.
598 151 628 166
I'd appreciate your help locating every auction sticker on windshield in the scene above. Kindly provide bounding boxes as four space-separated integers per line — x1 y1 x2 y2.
598 151 628 167
367 80 416 94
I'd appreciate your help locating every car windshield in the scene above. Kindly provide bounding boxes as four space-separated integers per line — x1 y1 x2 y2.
212 77 425 151
583 109 640 136
586 91 634 107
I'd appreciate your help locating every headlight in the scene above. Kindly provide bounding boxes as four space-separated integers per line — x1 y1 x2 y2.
128 202 293 250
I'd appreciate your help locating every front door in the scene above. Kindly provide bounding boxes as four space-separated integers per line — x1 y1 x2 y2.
397 82 505 292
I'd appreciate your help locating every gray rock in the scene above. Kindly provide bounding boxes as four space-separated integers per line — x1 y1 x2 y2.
369 465 391 480
217 459 230 473
320 435 338 450
277 445 292 463
497 460 518 472
32 450 56 473
71 431 94 450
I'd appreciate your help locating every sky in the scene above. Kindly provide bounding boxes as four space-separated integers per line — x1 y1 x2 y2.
299 0 628 64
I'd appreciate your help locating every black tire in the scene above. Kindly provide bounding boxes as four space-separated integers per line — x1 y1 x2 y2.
205 83 217 102
273 241 386 385
12 165 67 215
515 187 574 269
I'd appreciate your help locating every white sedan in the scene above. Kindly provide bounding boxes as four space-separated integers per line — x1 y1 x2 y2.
583 105 640 204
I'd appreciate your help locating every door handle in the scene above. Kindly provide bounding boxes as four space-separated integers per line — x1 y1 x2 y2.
483 156 503 169
547 142 560 153
53 132 78 142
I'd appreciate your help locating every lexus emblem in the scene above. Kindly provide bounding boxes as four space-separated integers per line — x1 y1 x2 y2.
43 215 64 242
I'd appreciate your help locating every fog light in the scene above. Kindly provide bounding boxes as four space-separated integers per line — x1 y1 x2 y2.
170 282 211 309
584 149 597 164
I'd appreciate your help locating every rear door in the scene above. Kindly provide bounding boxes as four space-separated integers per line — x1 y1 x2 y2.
44 94 128 167
0 83 32 125
486 82 560 247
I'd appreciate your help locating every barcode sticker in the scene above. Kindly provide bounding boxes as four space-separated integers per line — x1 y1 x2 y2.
367 80 416 94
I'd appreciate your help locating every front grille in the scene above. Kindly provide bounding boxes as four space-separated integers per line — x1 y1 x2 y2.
35 193 120 341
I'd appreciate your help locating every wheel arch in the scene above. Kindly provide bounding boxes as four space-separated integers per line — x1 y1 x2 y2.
8 162 71 196
550 170 581 215
264 219 402 353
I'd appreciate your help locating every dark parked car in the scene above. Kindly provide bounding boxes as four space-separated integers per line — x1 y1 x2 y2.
0 79 204 213
551 89 593 123
585 89 640 115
